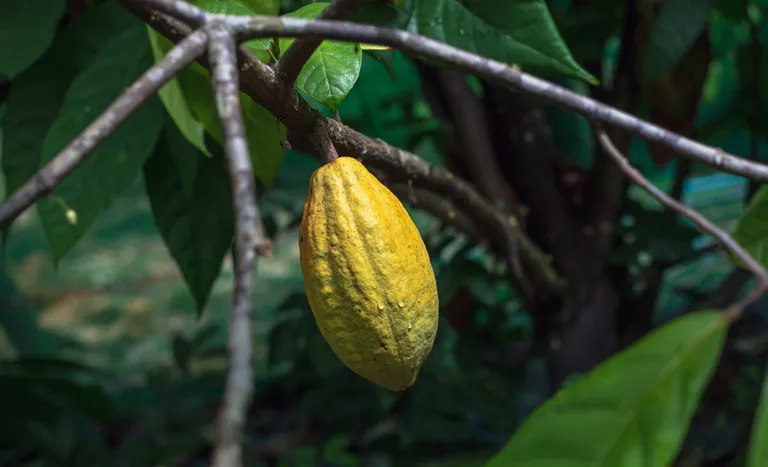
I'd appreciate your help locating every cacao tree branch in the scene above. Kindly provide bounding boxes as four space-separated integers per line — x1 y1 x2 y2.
119 0 559 296
132 0 768 181
206 20 266 467
0 28 208 230
233 16 768 182
274 0 366 87
596 128 768 311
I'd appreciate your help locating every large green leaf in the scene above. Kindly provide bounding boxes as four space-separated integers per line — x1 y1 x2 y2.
402 0 594 82
146 0 285 188
36 24 164 264
279 3 363 113
1 1 140 239
2 69 71 231
732 186 768 268
146 0 278 158
486 311 729 467
747 357 768 466
644 0 716 84
147 0 279 157
144 124 234 313
0 0 66 78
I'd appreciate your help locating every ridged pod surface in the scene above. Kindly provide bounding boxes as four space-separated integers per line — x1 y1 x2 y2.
299 157 439 391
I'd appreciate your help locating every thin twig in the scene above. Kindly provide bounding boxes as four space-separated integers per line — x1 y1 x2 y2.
207 20 265 467
596 128 768 313
274 0 366 87
0 29 208 231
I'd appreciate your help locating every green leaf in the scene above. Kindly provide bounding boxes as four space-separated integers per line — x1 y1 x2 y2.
146 27 211 158
2 1 140 239
36 24 164 264
747 357 768 467
279 3 363 113
486 310 729 467
145 2 286 188
2 67 70 215
0 0 66 78
402 0 595 82
144 125 234 313
644 0 716 84
733 186 768 270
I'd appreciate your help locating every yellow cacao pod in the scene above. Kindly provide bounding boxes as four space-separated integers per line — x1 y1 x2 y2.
299 156 439 391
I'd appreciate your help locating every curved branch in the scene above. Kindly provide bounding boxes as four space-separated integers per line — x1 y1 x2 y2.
313 119 547 289
232 18 768 182
131 0 768 181
596 128 768 312
0 29 208 230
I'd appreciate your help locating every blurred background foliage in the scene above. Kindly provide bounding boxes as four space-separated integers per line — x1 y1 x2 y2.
1 0 768 466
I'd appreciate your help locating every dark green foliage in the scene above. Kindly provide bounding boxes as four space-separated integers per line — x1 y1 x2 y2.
2 1 141 241
144 125 235 314
36 23 163 264
0 0 66 78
